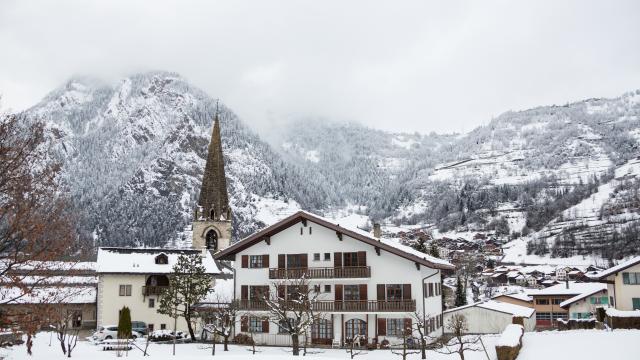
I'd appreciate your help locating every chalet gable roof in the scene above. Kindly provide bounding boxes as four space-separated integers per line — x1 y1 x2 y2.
214 211 454 270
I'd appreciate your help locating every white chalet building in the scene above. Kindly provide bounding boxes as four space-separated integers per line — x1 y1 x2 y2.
214 211 454 347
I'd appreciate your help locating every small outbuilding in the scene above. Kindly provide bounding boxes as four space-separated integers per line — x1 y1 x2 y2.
443 300 536 334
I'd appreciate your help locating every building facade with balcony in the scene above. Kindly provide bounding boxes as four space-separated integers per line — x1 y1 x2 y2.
95 247 223 333
214 211 454 347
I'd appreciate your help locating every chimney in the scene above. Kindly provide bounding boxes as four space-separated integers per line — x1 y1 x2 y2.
373 223 381 239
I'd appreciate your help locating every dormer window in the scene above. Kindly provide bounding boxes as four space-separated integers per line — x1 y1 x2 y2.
155 253 168 265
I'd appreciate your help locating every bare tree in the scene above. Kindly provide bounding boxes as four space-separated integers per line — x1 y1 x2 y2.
410 311 431 360
262 276 322 356
391 321 420 360
201 295 238 352
435 314 482 360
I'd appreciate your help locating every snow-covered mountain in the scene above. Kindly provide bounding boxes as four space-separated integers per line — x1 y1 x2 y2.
21 71 640 263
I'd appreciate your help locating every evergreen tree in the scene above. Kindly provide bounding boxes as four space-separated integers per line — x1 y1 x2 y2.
454 276 467 307
117 306 132 339
412 238 428 253
158 254 212 341
429 242 440 258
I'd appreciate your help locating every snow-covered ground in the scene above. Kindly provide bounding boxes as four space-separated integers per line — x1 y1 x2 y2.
518 330 640 360
0 332 499 360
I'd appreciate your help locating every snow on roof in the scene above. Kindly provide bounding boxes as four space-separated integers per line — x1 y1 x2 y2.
559 285 607 308
494 292 533 302
444 300 534 318
0 275 97 285
378 237 453 268
2 285 96 304
528 282 606 297
2 260 96 272
202 278 234 302
97 247 221 274
596 256 640 279
606 308 640 318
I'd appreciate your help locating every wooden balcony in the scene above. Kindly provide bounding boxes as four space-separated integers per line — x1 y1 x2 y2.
234 299 415 312
142 286 168 296
268 266 371 279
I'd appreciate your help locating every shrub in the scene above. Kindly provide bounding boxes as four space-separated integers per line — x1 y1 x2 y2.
233 333 255 345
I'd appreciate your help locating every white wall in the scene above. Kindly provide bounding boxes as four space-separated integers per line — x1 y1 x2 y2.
233 219 445 342
97 274 210 333
443 307 535 334
609 263 640 311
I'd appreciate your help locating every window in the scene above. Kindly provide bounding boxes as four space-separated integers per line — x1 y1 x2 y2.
148 324 154 332
249 286 269 301
312 319 332 340
148 298 155 308
572 312 592 319
324 285 331 293
119 285 132 296
154 254 168 264
633 298 640 310
386 284 403 300
345 319 366 340
314 285 321 293
623 272 640 285
300 227 304 235
249 255 263 268
249 317 263 333
387 319 403 336
278 318 294 334
343 252 359 267
551 313 568 320
536 312 551 320
590 296 608 305
344 285 360 301
205 230 218 250
309 227 312 235
287 254 306 268
324 253 331 261
552 298 563 305
313 253 321 261
535 298 549 305
160 324 167 330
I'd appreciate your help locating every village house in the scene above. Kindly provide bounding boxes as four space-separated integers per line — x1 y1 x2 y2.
528 282 608 328
213 210 454 347
443 300 536 333
492 293 533 308
593 256 640 310
95 247 223 333
1 261 98 330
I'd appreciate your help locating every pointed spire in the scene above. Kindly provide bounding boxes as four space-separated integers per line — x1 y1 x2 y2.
198 108 230 221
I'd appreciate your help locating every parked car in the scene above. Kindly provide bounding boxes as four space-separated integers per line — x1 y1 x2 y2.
131 321 147 335
92 325 142 341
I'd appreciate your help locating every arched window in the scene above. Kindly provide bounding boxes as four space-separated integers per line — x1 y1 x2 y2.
345 319 367 341
154 253 168 264
146 275 169 287
210 208 216 220
206 230 218 251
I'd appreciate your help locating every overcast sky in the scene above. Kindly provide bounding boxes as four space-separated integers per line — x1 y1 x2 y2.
1 0 639 134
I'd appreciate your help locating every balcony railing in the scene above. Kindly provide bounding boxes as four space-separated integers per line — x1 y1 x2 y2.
234 299 415 312
142 286 168 296
268 266 371 279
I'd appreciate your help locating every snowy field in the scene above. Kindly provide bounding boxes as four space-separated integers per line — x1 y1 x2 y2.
518 330 640 360
0 332 498 360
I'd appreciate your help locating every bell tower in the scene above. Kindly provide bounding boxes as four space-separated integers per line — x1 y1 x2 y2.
192 111 232 253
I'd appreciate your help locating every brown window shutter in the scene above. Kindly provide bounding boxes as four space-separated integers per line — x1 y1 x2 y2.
240 316 248 332
357 251 367 266
261 286 270 299
241 285 248 300
359 284 368 301
403 284 411 300
241 255 248 268
262 318 269 333
301 254 308 268
278 254 285 268
335 284 343 301
262 254 269 268
334 252 342 267
404 318 412 334
377 318 387 336
277 285 285 299
377 284 385 301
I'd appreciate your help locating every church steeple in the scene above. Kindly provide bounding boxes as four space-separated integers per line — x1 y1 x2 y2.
192 111 232 253
198 113 230 221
